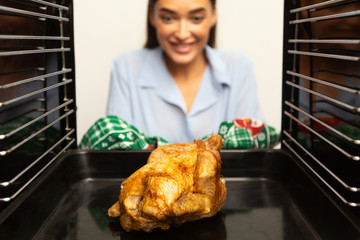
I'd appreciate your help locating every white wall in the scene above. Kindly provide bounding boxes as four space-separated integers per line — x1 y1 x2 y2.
74 0 284 143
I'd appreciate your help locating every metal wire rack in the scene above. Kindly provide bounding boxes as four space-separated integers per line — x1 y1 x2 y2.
1 0 359 217
0 0 76 208
282 0 360 207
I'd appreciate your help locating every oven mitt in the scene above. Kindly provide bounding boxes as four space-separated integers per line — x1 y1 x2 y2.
78 115 169 150
79 116 279 150
214 118 280 149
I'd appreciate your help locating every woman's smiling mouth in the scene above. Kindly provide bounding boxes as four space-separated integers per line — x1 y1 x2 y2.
170 42 195 54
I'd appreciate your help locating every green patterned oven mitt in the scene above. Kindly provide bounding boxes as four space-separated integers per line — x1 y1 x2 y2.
78 116 169 150
79 116 279 150
216 118 279 149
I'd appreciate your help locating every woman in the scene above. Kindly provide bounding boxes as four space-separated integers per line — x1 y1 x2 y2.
107 0 264 143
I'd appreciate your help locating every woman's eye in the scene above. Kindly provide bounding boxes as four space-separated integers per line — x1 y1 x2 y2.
160 15 174 23
191 16 204 23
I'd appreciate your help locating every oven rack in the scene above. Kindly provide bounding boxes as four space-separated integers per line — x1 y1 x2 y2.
0 0 76 208
282 0 360 207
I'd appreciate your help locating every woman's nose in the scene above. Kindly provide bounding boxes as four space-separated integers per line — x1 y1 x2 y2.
174 20 191 40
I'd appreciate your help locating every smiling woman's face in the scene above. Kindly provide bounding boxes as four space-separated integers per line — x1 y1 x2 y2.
150 0 217 66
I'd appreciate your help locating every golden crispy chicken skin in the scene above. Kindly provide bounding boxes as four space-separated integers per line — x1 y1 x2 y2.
108 134 227 232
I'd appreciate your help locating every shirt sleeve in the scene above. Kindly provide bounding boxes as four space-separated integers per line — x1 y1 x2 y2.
106 57 133 123
240 61 265 121
230 54 265 122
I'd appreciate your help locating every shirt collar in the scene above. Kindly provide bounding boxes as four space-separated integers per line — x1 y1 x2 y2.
138 47 186 110
204 45 231 87
138 45 231 88
138 47 167 88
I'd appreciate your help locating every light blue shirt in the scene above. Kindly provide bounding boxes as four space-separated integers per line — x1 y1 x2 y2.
107 46 264 143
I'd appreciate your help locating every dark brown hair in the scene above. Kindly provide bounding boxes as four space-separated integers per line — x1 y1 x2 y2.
144 0 217 48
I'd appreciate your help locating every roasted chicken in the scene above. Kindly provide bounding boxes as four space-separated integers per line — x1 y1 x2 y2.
108 134 227 232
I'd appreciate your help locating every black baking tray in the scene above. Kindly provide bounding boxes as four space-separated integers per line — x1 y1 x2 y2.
0 150 359 240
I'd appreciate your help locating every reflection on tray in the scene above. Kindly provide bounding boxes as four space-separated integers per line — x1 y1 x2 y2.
108 212 226 240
